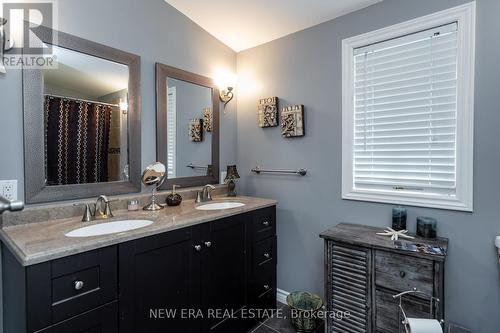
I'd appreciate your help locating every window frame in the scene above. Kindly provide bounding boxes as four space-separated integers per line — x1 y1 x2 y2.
341 2 476 211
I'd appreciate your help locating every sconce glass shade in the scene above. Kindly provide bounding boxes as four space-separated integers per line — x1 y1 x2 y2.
225 165 240 181
214 70 237 107
119 100 128 112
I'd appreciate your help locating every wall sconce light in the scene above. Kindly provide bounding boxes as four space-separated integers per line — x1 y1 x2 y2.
214 71 237 108
219 87 234 107
0 17 15 74
119 98 129 114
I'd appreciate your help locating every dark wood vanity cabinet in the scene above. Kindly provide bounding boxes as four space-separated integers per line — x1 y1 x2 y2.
2 206 277 333
2 245 119 333
320 223 447 333
118 227 198 333
118 214 248 333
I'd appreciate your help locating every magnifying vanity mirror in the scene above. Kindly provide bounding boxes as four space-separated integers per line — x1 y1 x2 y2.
23 26 141 203
142 162 166 211
156 63 220 189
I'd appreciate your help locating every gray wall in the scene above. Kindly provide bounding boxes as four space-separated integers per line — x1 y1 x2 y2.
0 0 236 330
0 0 237 201
236 0 500 331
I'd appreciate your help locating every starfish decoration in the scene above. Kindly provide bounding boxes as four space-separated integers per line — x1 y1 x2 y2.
376 227 415 241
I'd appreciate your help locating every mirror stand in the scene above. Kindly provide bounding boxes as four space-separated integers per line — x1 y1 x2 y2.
142 162 167 211
143 187 163 211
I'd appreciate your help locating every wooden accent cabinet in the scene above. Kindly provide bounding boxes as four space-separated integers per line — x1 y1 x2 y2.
320 223 448 333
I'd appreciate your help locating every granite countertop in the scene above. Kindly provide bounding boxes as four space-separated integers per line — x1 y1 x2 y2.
0 196 277 266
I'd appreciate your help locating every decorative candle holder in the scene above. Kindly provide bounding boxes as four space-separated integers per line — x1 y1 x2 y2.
392 207 407 231
224 165 240 197
416 217 437 239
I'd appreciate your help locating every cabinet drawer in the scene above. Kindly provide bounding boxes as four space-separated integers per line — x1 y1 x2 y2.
249 207 276 241
249 272 276 311
250 265 276 300
375 250 434 297
37 301 118 333
253 236 276 267
27 246 118 331
375 289 431 333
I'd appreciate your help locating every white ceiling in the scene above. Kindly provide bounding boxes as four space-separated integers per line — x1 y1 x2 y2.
43 45 129 99
165 0 382 52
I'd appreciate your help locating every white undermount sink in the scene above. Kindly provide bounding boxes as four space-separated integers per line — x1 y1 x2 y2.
196 202 245 211
65 220 153 238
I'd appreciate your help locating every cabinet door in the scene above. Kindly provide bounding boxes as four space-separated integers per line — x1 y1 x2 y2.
119 228 199 333
200 215 246 333
37 301 117 333
327 242 372 333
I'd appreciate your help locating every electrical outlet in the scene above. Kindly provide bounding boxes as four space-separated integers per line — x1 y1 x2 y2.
0 180 18 201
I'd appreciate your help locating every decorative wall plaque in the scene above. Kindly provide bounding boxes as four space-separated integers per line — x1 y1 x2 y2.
281 105 304 138
189 118 203 142
258 97 279 128
203 107 213 132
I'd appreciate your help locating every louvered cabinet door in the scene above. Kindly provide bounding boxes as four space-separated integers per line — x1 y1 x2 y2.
326 241 372 333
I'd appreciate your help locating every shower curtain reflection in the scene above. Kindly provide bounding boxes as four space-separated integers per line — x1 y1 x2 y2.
44 95 115 185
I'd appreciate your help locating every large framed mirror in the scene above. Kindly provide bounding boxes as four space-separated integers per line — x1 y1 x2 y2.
156 63 219 189
23 26 141 203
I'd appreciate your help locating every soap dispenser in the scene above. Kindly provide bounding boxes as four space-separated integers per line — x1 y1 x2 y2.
166 185 182 207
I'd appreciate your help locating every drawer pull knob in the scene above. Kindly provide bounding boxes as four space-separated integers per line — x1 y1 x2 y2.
263 253 271 259
204 241 212 248
263 284 270 290
194 245 202 252
73 280 84 291
399 271 406 278
262 221 270 227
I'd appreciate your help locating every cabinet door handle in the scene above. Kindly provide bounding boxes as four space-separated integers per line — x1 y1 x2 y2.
262 220 270 227
194 245 202 252
204 241 212 248
399 271 406 278
263 253 271 259
73 280 84 291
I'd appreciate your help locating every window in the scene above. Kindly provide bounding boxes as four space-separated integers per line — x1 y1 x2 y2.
342 3 475 211
167 86 176 178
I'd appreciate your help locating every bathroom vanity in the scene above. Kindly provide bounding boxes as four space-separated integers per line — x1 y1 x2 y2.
0 196 277 333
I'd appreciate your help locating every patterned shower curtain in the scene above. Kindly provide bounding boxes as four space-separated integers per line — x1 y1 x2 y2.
45 96 113 185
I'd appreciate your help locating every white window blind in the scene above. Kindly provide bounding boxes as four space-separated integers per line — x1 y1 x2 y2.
352 23 459 198
167 86 176 178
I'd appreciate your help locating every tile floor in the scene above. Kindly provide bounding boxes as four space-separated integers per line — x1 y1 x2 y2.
248 302 325 333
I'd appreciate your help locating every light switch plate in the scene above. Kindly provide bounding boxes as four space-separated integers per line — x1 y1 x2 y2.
0 180 18 201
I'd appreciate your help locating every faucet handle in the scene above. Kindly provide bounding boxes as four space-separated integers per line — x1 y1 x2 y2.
103 201 114 219
73 203 95 222
195 190 203 204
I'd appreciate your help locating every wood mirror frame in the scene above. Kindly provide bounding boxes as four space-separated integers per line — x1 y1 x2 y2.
23 26 141 204
155 63 220 190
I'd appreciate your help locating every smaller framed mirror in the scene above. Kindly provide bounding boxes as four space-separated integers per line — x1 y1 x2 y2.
156 63 220 189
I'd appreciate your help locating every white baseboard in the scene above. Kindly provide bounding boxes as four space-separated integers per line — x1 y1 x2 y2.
276 288 290 304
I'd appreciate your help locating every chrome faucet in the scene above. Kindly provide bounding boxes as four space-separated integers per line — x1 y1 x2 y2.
196 185 216 203
95 195 114 219
74 195 115 222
